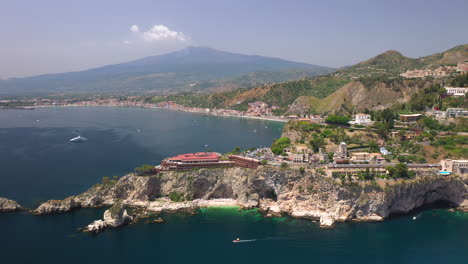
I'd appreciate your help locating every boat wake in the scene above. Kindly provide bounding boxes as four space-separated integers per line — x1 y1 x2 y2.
233 239 257 243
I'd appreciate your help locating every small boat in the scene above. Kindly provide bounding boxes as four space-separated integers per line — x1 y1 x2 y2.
153 217 164 223
70 136 87 142
412 216 416 220
233 238 241 243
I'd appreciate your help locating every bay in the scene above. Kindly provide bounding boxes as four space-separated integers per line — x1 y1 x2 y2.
0 107 466 264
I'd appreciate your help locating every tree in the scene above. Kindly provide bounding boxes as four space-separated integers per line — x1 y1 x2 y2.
325 115 351 126
373 122 389 139
232 146 242 154
369 141 379 152
260 159 268 165
271 137 291 155
386 163 411 178
281 162 289 169
309 136 326 152
299 167 305 174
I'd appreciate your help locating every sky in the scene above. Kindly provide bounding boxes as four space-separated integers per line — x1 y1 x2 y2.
1 0 467 78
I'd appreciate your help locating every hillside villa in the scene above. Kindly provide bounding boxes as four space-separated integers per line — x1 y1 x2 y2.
440 159 468 175
444 86 468 97
349 113 373 126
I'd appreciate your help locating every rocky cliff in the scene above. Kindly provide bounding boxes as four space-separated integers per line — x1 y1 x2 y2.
85 200 133 232
0 197 22 212
33 167 467 228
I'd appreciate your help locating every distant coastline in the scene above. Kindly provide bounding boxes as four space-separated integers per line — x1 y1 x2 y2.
33 103 289 123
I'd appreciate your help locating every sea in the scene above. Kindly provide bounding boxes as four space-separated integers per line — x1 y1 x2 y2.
0 107 466 263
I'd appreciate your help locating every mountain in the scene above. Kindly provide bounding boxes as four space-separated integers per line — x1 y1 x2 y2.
336 44 468 77
0 46 333 97
158 44 467 115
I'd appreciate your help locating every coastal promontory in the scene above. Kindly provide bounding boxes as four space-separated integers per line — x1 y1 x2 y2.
33 167 467 228
0 197 22 212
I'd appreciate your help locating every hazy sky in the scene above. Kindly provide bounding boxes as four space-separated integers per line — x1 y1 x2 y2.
1 0 467 78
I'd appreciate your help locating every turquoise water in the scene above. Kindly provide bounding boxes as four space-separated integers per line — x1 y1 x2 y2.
0 107 467 263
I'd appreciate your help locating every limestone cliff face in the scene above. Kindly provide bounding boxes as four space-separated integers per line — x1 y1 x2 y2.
0 197 22 212
33 168 467 227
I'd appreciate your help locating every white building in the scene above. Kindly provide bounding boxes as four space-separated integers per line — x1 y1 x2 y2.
446 108 468 118
380 147 391 156
335 142 347 159
350 113 372 126
444 87 468 97
440 159 468 175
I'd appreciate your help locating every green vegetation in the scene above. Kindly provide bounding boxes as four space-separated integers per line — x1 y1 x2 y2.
386 163 415 179
109 199 123 218
101 176 119 185
309 135 326 152
288 121 321 133
448 73 468 87
325 115 350 125
134 165 155 176
299 167 305 174
271 137 291 155
280 162 289 169
231 146 242 154
168 191 184 202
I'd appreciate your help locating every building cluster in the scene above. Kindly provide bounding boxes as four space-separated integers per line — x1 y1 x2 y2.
155 152 261 172
400 66 454 78
430 107 468 119
246 101 276 116
325 163 441 178
400 62 468 79
155 100 286 120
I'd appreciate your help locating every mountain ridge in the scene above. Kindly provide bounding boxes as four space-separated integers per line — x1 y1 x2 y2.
0 46 333 97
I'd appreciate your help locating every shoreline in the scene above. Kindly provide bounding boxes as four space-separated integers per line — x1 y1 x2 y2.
33 104 289 123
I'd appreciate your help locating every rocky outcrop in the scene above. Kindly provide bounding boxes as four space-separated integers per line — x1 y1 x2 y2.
0 197 22 212
34 167 467 228
85 200 133 233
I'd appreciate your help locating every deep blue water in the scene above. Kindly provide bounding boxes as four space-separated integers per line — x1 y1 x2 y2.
0 107 467 264
0 107 283 207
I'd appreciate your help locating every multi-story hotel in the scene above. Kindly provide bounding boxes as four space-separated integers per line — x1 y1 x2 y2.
156 152 234 171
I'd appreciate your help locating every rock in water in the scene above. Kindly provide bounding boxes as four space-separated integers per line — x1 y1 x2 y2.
0 197 22 212
85 200 133 233
320 215 335 228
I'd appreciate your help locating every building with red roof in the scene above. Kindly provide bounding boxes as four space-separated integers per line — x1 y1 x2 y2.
157 152 234 171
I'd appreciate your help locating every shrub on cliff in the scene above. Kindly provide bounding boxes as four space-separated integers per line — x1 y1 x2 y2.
169 192 184 202
135 165 156 176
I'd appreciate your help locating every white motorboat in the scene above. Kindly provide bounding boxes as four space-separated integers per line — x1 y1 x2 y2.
70 136 87 142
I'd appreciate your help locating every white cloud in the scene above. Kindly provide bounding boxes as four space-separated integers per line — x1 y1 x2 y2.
140 25 187 42
130 25 139 33
126 24 188 46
